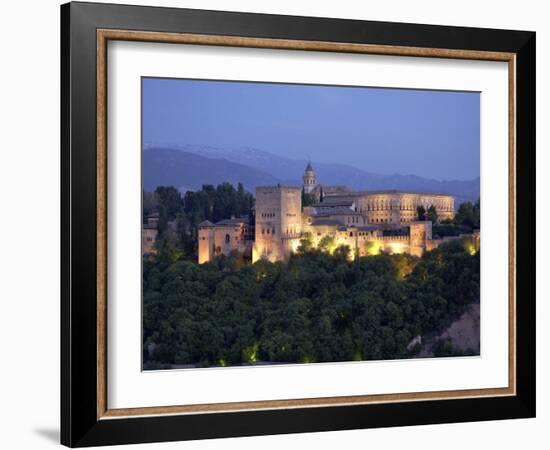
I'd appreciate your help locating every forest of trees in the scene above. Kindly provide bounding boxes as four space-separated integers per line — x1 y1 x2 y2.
429 199 481 238
143 237 480 369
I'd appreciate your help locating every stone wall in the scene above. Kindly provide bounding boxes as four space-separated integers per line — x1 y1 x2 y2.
410 221 432 257
253 186 302 262
354 192 455 224
198 222 251 264
142 228 158 256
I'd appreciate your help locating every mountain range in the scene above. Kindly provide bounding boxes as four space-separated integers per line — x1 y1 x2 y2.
143 145 480 205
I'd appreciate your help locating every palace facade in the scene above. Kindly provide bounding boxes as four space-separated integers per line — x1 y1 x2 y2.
198 163 468 264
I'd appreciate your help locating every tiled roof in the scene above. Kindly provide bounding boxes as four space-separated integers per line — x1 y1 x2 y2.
354 225 379 231
313 208 361 215
353 190 454 197
313 202 354 208
215 217 249 226
310 219 340 226
257 185 301 191
317 196 355 205
198 220 214 227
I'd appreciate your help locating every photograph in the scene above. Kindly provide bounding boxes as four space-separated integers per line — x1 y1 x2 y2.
141 78 481 370
54 1 537 446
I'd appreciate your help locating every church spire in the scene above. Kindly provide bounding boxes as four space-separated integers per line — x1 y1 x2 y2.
302 161 317 194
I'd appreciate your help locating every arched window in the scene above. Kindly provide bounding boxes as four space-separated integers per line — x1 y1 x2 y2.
225 234 230 243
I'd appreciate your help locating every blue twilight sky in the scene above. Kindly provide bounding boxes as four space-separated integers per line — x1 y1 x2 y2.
142 78 480 181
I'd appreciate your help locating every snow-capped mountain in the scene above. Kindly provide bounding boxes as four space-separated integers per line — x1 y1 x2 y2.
143 144 480 204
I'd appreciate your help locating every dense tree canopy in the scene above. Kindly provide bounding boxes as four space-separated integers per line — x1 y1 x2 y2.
143 238 480 369
301 189 316 208
454 199 480 229
432 199 480 238
426 205 438 223
416 205 426 221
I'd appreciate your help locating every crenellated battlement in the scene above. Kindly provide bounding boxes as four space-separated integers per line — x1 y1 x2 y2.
377 235 409 241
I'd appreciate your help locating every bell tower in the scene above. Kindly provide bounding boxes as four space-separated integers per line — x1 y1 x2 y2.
302 161 317 194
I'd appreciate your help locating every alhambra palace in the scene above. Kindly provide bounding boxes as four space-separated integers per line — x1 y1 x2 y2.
195 163 478 264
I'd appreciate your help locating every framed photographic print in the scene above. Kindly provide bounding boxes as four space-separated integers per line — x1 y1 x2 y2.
60 1 536 447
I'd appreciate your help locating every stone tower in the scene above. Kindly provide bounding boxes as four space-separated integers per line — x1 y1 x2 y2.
409 221 432 258
253 186 302 262
302 161 317 194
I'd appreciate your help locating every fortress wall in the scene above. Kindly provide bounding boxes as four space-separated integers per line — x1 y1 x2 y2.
198 226 215 264
382 240 411 255
378 235 409 241
306 227 414 259
213 225 248 256
426 231 480 253
199 223 250 263
426 238 448 252
305 224 338 247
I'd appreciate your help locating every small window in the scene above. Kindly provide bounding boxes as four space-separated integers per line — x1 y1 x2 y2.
225 234 230 243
